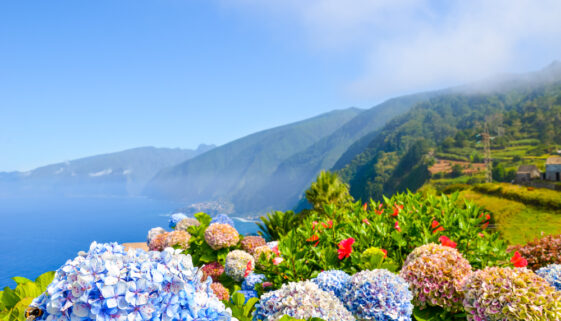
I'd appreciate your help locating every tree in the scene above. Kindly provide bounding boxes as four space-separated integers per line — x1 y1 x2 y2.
450 164 463 178
305 171 354 214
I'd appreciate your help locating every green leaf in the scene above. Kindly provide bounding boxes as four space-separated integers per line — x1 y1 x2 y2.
11 277 32 285
0 287 19 308
231 292 245 306
35 271 55 291
14 282 41 301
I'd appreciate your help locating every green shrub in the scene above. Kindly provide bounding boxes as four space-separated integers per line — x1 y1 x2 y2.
0 271 54 321
259 191 510 288
257 210 300 241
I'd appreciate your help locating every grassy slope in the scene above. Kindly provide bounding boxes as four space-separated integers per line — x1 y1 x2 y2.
458 189 561 245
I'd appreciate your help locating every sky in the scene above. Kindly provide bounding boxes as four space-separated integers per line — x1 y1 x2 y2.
1 0 561 171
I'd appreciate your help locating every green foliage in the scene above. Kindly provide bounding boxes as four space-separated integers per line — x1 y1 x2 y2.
259 191 510 288
223 287 259 321
412 306 467 321
0 271 55 321
305 171 354 214
257 210 299 241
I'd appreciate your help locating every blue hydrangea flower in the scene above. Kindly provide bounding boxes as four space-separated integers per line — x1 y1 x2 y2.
312 270 350 299
28 242 236 321
211 214 235 227
169 213 188 229
242 273 267 291
342 269 413 321
536 264 561 291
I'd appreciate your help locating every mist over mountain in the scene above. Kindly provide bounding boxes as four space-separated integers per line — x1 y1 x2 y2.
0 145 214 198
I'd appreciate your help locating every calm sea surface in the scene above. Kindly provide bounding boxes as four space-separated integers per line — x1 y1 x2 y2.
0 196 258 288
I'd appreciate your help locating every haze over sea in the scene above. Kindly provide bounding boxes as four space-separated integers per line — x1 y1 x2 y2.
0 196 258 288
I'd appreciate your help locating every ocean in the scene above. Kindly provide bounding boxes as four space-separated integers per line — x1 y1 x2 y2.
0 196 259 288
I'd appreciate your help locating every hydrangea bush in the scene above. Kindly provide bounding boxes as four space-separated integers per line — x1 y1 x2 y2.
205 223 240 250
536 264 561 291
462 267 561 320
176 218 201 231
253 281 355 321
311 270 350 299
241 236 267 255
201 261 225 282
242 273 267 291
399 243 472 313
169 213 188 229
28 242 236 321
146 227 166 245
342 269 413 321
211 214 235 227
211 283 230 301
225 250 254 282
166 230 191 249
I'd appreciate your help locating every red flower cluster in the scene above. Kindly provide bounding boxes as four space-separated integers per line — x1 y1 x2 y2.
392 204 404 217
431 220 445 233
480 213 491 229
394 221 401 232
439 235 457 248
510 251 528 268
338 237 355 260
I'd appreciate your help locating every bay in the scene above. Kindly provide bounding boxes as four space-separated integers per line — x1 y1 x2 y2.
0 196 259 288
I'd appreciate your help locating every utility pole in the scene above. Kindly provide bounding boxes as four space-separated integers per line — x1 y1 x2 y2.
482 124 492 183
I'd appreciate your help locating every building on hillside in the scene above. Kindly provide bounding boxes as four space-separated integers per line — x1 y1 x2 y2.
515 165 541 183
545 156 561 181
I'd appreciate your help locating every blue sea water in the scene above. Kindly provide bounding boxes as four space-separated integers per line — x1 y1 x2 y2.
0 196 259 288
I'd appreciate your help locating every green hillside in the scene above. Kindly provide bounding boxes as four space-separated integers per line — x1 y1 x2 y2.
335 62 561 202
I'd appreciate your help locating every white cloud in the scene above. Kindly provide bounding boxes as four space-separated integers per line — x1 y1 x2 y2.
225 0 561 99
89 169 113 177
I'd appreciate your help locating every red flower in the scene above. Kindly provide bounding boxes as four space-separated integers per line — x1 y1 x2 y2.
394 221 401 232
306 234 319 242
375 209 383 215
439 235 457 248
478 233 485 238
378 203 383 209
262 282 273 288
381 249 387 258
433 226 445 233
312 221 319 231
392 204 403 217
314 240 320 247
337 237 355 260
431 220 440 229
481 222 489 230
362 218 370 225
244 260 253 277
363 203 368 211
322 220 334 229
511 251 528 268
271 245 280 255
